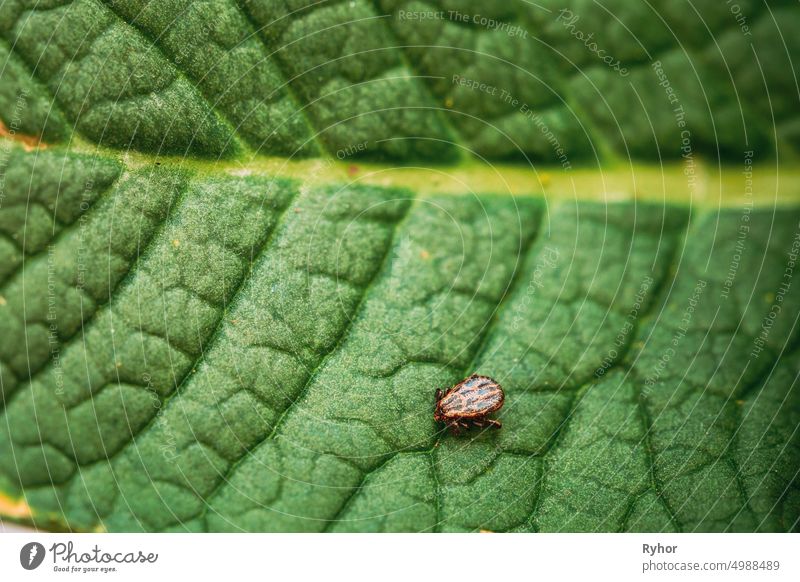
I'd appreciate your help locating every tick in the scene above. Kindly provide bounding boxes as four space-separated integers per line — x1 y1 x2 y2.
434 374 504 435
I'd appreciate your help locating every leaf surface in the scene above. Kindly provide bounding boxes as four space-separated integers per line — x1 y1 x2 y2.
0 0 799 532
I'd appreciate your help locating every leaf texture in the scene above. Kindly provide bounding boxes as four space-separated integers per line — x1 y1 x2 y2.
0 1 799 533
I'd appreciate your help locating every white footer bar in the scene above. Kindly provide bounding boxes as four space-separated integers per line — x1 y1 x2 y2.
0 533 796 581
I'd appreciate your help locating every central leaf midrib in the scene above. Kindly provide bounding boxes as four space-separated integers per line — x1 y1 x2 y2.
3 132 797 207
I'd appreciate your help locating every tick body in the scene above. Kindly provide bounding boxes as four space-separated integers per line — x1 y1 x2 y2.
434 374 504 435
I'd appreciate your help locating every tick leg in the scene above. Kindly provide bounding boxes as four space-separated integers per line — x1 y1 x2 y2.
486 419 502 429
435 389 442 401
448 423 460 436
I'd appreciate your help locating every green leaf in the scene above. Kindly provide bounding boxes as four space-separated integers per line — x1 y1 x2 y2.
0 0 799 532
2 0 798 160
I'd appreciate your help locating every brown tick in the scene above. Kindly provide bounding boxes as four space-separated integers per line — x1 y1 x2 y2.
434 374 504 435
